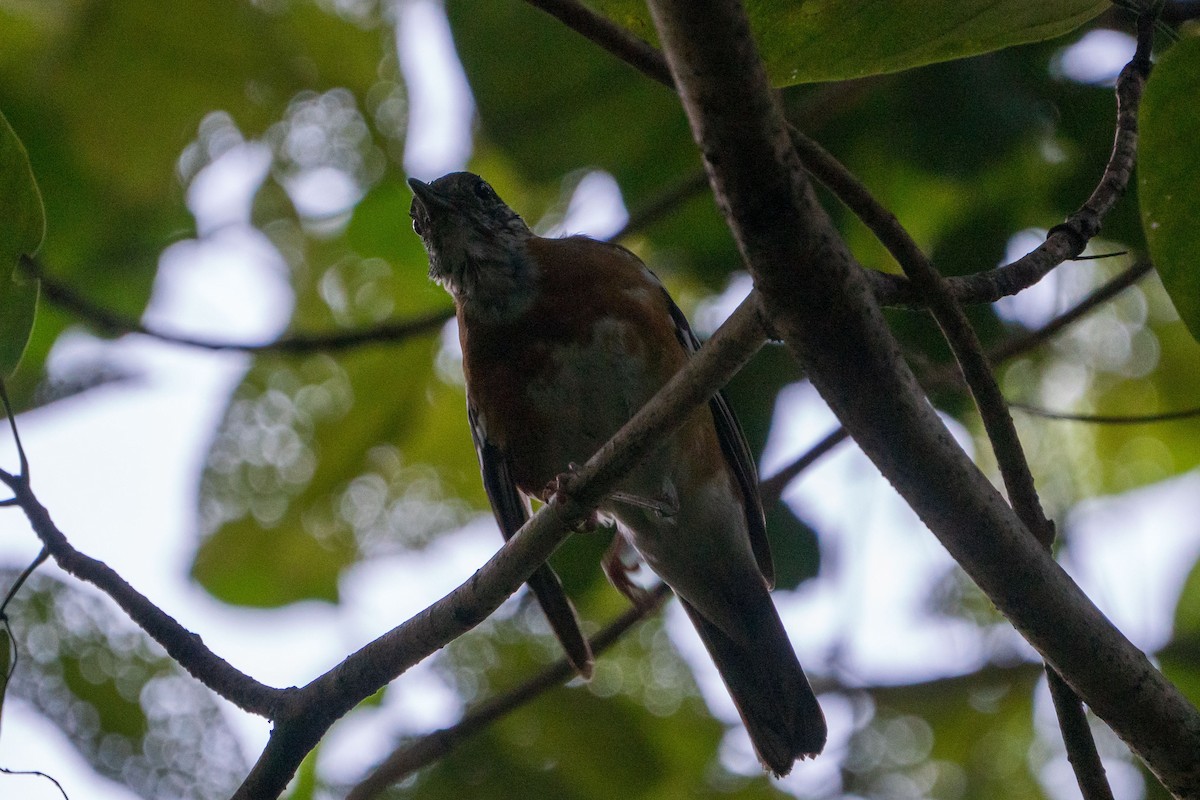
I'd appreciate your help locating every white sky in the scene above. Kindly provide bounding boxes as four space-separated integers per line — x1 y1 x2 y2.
0 7 1188 800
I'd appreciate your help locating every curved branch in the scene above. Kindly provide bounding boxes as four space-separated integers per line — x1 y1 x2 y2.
23 256 451 354
645 3 1200 799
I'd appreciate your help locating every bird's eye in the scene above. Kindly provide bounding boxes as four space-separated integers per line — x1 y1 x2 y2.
473 180 496 203
410 207 427 237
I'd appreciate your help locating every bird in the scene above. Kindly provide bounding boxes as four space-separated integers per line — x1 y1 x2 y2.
408 171 827 775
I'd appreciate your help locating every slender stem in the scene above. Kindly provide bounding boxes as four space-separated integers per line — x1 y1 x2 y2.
0 469 287 717
23 256 451 354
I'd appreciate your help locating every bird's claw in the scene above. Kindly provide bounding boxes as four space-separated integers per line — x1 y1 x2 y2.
602 535 655 610
545 463 604 532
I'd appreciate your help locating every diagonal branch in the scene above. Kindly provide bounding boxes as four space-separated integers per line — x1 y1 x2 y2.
644 3 1200 799
230 293 772 798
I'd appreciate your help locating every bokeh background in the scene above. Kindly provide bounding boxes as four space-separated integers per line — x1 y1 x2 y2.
2 2 1199 798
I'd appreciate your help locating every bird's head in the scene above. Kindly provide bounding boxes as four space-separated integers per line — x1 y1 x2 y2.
409 172 536 320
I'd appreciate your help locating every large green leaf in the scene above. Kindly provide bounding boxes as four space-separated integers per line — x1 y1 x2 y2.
591 0 1106 85
1140 36 1200 344
0 109 42 376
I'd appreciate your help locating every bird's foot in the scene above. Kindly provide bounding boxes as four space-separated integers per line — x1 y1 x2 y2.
545 463 605 532
602 536 655 609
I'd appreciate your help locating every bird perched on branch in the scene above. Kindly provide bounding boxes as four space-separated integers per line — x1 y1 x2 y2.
408 171 826 775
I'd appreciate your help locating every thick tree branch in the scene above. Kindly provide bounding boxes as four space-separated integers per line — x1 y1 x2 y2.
645 3 1200 798
762 259 1154 501
231 294 771 798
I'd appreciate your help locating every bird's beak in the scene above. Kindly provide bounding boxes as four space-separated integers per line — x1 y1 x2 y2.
407 178 451 215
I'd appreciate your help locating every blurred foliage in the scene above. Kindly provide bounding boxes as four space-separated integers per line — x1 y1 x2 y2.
591 0 1108 84
0 109 42 376
0 0 1199 798
0 568 246 799
847 665 1045 800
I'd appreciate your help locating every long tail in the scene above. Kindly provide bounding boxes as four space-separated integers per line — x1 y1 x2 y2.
527 564 594 678
678 593 826 776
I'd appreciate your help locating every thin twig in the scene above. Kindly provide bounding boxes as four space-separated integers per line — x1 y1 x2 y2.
23 256 451 354
759 427 850 504
1011 403 1200 425
346 583 673 799
1047 668 1116 800
0 548 49 616
988 261 1153 364
0 378 29 479
0 767 69 800
760 260 1153 499
524 0 672 85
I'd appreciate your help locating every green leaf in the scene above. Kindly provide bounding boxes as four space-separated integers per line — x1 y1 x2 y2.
0 109 43 376
1140 36 1200 344
590 0 1106 85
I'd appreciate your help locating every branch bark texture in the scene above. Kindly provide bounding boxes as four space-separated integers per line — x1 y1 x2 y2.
644 1 1200 796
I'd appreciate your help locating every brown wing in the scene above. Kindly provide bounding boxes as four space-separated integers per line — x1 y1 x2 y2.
660 287 774 586
467 402 594 677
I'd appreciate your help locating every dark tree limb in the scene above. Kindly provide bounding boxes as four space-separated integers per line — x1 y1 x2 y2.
644 2 1200 798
